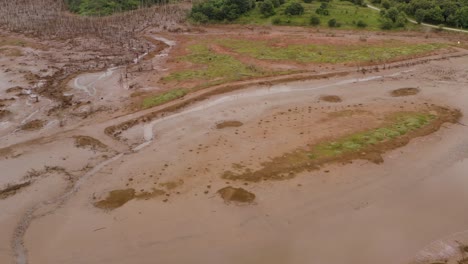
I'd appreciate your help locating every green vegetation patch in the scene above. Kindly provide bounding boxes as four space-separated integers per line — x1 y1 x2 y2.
142 88 188 108
236 1 382 29
309 113 435 158
163 44 265 83
217 39 445 63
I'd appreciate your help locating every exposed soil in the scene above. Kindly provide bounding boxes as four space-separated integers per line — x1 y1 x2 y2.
0 181 31 199
73 136 108 152
217 186 256 204
391 88 420 97
20 119 45 131
216 120 244 129
320 95 343 103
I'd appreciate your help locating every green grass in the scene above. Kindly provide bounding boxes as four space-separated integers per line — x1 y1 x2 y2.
217 39 445 63
142 89 188 109
163 44 265 83
236 1 382 29
309 113 436 158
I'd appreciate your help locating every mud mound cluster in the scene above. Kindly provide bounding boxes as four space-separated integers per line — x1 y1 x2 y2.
73 136 108 151
391 88 420 97
320 95 342 103
20 119 45 131
216 121 244 129
217 186 255 204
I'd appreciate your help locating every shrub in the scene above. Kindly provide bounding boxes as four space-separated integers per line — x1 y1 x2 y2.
356 20 367 27
272 17 282 24
284 2 304 15
259 0 276 17
328 18 337 27
271 0 281 7
310 15 321 25
303 0 312 3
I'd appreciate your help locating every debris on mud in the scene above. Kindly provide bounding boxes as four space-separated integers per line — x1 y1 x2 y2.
73 136 108 152
391 88 420 97
217 186 256 204
159 179 184 190
320 95 342 103
216 120 244 129
20 119 45 131
0 181 31 199
94 188 168 210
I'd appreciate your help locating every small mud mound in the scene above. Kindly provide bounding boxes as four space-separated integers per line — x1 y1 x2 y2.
391 88 420 97
320 95 342 103
20 119 45 131
216 121 244 129
0 181 31 199
0 109 12 120
95 189 136 210
73 136 108 151
6 86 23 94
217 186 255 204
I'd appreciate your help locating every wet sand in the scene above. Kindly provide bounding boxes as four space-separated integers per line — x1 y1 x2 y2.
1 55 464 264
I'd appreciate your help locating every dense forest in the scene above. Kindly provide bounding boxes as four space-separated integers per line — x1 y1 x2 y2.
371 0 468 28
65 0 164 16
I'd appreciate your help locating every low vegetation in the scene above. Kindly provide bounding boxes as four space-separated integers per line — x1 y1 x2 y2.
142 89 188 108
216 39 444 63
65 0 165 16
371 0 468 29
162 43 266 84
309 113 435 158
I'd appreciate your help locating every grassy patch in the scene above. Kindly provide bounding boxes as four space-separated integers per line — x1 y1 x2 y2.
163 44 265 83
236 1 380 30
142 89 188 109
217 39 445 63
309 113 435 158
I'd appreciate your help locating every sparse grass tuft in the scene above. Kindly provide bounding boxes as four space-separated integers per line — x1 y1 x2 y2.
142 89 188 109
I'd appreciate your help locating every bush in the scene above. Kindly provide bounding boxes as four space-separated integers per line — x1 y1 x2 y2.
191 0 255 21
271 0 281 7
284 2 304 15
328 18 337 27
356 20 367 28
310 15 321 26
380 18 393 29
303 0 312 3
316 8 329 15
272 17 282 24
259 0 276 17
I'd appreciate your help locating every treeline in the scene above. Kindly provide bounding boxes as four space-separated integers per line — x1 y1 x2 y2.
65 0 165 16
371 0 468 28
